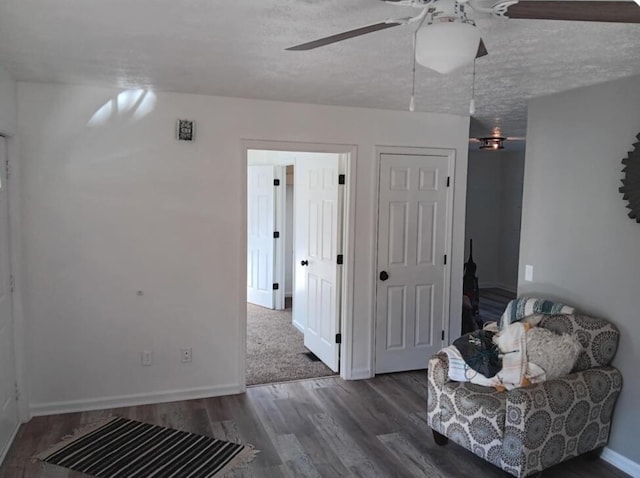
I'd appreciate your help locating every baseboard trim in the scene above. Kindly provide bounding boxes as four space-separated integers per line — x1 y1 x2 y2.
0 422 21 465
30 383 242 417
478 282 517 294
478 281 499 289
494 282 517 294
601 447 640 477
345 368 373 380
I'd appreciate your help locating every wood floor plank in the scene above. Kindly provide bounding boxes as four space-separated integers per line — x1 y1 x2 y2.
306 412 371 469
229 464 290 478
214 393 282 469
272 434 321 478
378 432 447 478
305 412 395 478
43 465 72 478
478 288 515 323
311 378 425 467
208 419 243 444
0 371 629 478
248 382 351 477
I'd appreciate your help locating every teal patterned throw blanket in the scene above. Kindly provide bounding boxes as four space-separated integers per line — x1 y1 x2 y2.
499 297 575 329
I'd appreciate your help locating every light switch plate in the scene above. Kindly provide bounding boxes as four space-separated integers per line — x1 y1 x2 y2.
525 264 534 282
142 350 153 366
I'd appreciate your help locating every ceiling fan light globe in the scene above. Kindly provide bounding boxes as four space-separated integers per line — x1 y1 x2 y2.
415 22 481 74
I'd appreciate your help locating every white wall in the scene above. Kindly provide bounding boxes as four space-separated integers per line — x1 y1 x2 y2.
519 74 640 465
465 150 524 292
0 66 17 135
18 83 470 411
498 152 525 290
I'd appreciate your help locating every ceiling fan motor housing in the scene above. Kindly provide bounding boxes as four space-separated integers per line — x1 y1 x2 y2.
415 0 481 74
428 0 475 23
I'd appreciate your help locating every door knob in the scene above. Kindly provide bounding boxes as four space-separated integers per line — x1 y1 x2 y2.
301 260 309 266
379 271 389 281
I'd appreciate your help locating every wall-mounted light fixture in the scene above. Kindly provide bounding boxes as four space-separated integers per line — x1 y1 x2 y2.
478 136 505 150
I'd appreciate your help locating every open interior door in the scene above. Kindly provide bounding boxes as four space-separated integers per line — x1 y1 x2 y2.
294 153 342 372
247 165 276 309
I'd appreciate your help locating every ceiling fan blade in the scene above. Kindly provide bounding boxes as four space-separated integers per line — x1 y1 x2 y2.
507 1 640 23
286 21 404 51
476 39 488 58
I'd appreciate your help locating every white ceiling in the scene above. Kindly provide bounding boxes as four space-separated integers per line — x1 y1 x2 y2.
1 0 639 138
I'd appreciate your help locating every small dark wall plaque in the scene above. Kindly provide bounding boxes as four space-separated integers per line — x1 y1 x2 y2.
619 132 640 223
176 119 194 141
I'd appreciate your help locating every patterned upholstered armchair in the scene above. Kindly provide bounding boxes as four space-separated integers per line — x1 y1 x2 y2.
427 312 622 478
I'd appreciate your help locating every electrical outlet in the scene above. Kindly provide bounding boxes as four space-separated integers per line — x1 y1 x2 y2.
181 347 192 363
142 350 153 366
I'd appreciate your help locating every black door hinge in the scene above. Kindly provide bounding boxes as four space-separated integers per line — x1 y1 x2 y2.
273 231 280 239
335 333 342 344
274 179 280 186
337 254 343 265
446 176 450 187
338 174 345 185
441 330 445 341
273 283 279 290
444 254 447 265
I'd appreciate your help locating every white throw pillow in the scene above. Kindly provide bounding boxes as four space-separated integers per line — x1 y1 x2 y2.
526 327 582 380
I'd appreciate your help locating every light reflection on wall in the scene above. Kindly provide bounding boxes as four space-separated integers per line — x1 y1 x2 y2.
88 89 157 126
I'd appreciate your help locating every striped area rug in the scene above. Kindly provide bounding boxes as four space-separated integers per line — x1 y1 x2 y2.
35 416 258 477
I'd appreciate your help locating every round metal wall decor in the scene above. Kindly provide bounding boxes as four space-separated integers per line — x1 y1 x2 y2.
620 132 640 223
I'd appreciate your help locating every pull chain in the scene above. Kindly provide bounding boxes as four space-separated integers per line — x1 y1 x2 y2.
409 30 417 112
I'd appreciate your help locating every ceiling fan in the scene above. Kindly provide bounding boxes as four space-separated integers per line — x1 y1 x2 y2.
286 0 640 75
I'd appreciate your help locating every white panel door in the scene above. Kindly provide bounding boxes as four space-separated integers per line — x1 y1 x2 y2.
294 154 342 372
375 152 451 373
247 165 276 309
0 136 18 457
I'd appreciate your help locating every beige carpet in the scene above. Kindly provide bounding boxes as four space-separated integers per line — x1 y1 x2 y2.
246 303 336 386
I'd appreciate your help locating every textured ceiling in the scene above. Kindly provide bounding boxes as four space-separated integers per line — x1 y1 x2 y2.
1 0 639 138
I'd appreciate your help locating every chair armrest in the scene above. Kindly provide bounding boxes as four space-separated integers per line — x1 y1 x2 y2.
427 352 451 434
501 367 622 477
428 352 450 388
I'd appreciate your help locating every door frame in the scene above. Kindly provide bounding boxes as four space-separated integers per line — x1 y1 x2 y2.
371 146 456 374
0 132 27 425
273 166 286 310
240 140 357 386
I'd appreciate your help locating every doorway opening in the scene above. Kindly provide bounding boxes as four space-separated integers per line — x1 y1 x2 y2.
462 143 526 332
244 144 354 386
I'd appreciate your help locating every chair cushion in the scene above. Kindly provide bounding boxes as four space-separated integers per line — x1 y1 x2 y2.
538 314 619 371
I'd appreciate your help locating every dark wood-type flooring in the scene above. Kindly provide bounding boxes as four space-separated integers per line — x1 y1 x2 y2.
0 371 627 478
478 288 516 324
